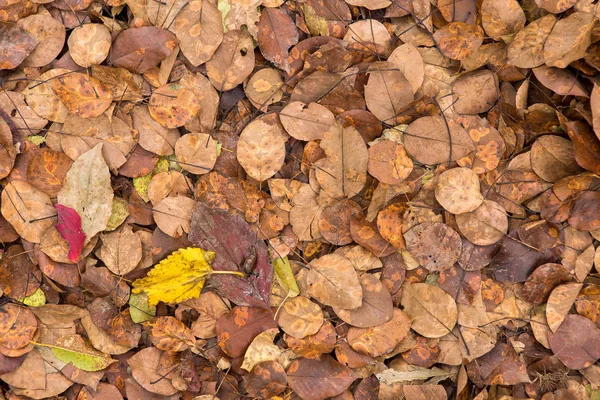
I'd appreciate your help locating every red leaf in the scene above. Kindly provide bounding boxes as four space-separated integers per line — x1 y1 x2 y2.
54 204 86 263
188 201 273 308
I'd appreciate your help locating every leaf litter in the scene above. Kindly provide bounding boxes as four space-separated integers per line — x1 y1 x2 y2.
1 0 600 399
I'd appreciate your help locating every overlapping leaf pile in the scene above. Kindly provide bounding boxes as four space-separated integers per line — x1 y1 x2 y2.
1 0 600 398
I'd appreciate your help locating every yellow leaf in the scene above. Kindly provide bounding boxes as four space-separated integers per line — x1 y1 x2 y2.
273 257 299 297
132 247 244 306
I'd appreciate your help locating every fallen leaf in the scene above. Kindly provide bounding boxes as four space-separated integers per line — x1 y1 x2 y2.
37 334 116 372
549 314 600 369
54 204 86 263
435 167 484 215
307 254 363 309
257 7 298 72
531 135 580 182
147 316 195 352
110 27 178 73
347 308 411 357
507 15 556 68
206 29 255 91
57 144 113 242
433 22 484 60
277 296 323 339
51 73 112 118
314 122 368 199
132 247 243 306
481 0 525 40
279 101 334 142
172 0 223 67
188 201 273 308
401 283 458 338
404 222 462 272
1 180 56 243
216 306 277 358
287 355 357 400
67 23 111 67
237 116 286 181
240 328 281 371
455 200 508 246
543 11 595 68
547 282 582 332
404 116 474 165
364 61 414 124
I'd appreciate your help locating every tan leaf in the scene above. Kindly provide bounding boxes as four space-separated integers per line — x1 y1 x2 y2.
531 135 580 182
507 15 556 68
237 117 286 181
277 296 324 339
57 144 113 242
333 273 394 328
456 200 508 246
404 116 474 165
172 0 223 67
149 84 200 129
68 23 111 67
175 133 218 175
481 0 525 40
547 282 582 332
307 254 363 309
364 61 414 124
51 73 112 119
347 308 411 357
280 101 335 142
241 328 282 372
433 22 484 60
1 180 55 243
543 11 596 68
435 167 484 215
314 122 368 199
97 224 143 275
22 69 70 123
401 282 458 338
206 29 255 91
152 196 195 238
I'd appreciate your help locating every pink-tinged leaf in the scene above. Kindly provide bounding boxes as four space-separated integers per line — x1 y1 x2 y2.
188 202 273 309
55 204 86 263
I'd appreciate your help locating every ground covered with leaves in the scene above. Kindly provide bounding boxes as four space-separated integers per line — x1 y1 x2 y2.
1 0 600 399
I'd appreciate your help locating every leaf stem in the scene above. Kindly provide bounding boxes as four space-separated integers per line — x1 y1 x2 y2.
209 270 246 278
